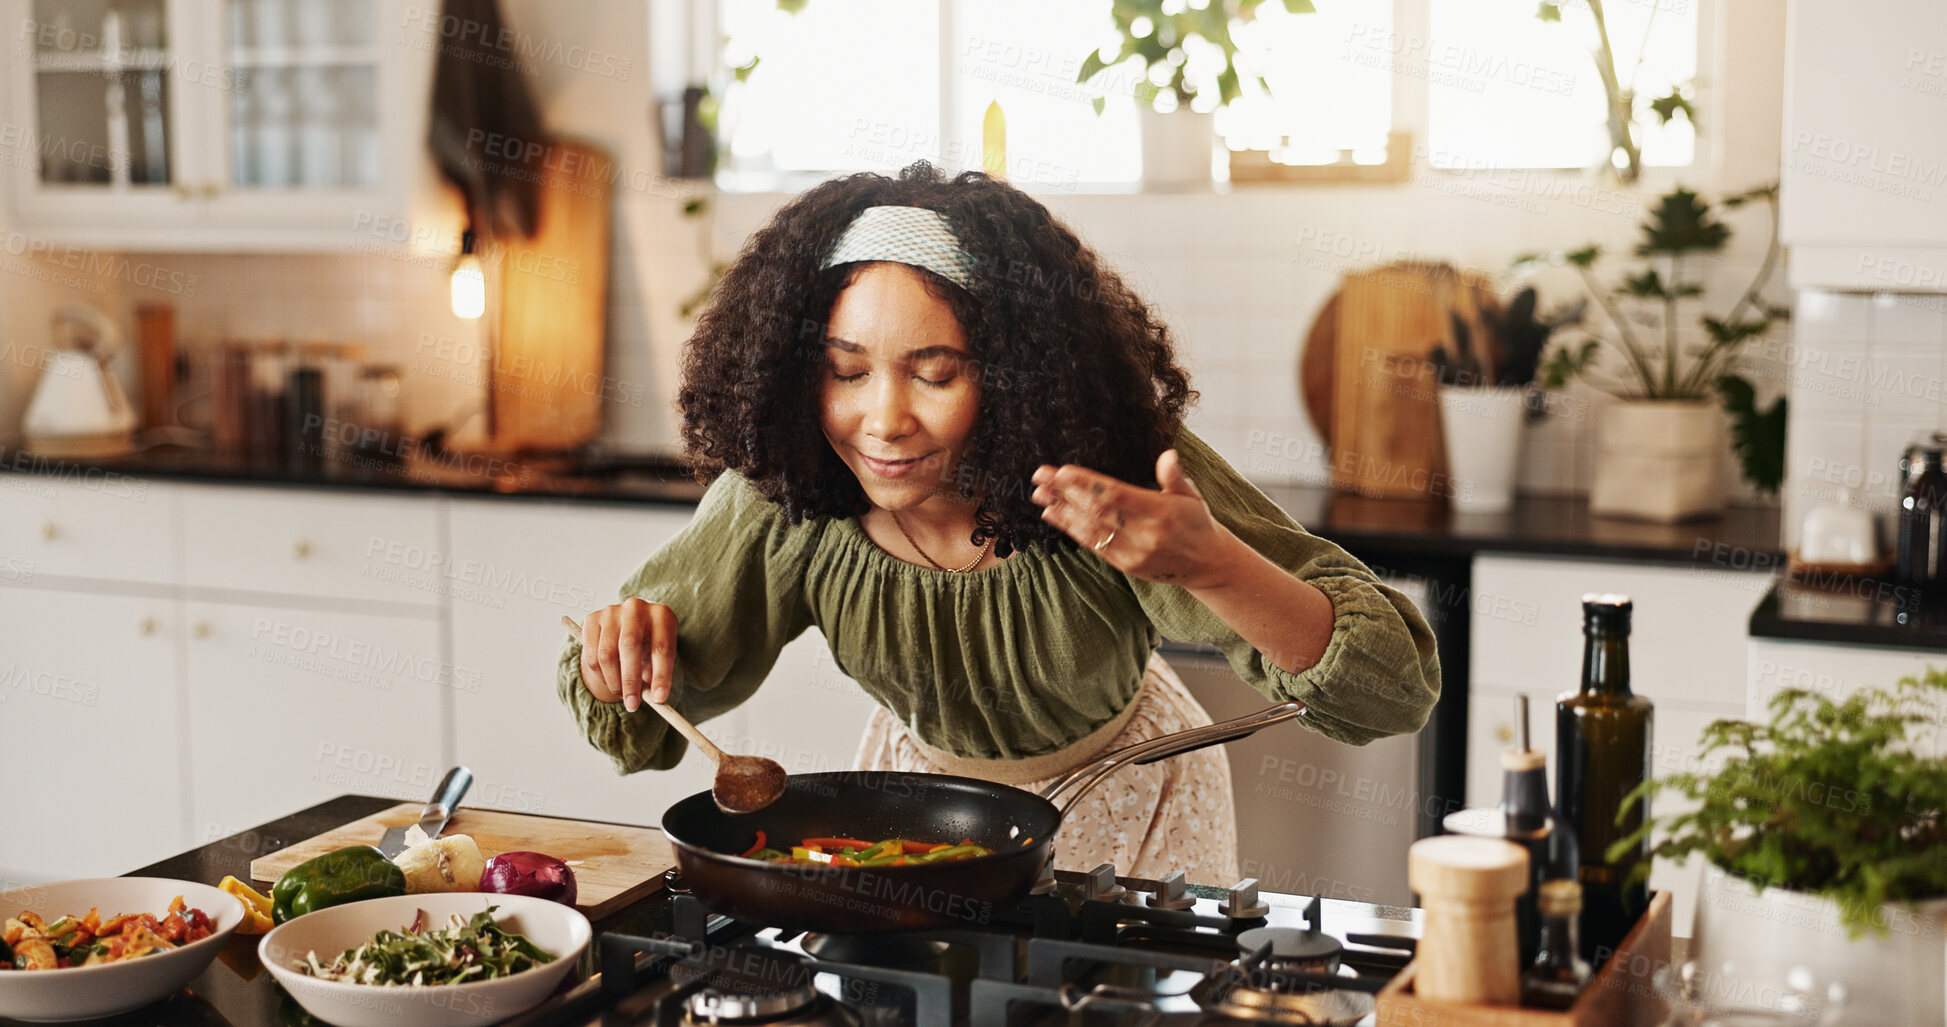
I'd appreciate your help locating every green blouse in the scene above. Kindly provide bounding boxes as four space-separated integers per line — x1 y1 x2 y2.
557 430 1441 773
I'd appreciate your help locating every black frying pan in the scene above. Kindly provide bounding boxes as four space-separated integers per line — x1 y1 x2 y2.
660 702 1304 933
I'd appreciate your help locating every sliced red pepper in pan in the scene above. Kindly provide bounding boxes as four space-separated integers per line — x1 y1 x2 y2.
740 830 768 858
802 838 872 850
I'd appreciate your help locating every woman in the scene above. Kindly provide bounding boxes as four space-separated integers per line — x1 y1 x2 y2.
561 162 1439 885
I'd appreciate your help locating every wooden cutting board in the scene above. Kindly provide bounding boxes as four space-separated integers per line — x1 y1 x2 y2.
1325 262 1502 498
248 804 676 921
489 138 613 452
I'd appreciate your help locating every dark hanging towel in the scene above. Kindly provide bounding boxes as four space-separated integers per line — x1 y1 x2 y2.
426 0 548 238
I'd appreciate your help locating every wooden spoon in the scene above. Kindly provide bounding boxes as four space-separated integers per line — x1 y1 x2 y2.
561 615 786 814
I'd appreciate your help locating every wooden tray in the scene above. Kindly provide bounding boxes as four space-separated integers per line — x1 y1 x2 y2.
1376 890 1673 1025
248 804 677 921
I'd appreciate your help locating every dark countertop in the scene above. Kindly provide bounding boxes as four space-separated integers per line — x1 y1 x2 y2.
1748 576 1947 652
3 445 1782 566
1259 484 1783 566
2 796 674 1027
0 445 709 507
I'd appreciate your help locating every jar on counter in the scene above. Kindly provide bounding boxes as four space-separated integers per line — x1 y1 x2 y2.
349 364 404 465
284 343 331 473
211 343 253 462
245 342 290 473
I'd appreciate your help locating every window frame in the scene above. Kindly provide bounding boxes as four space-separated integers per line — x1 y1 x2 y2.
680 0 1717 194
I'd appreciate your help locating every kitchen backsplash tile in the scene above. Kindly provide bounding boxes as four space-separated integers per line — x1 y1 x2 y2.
14 182 1796 508
1783 289 1947 552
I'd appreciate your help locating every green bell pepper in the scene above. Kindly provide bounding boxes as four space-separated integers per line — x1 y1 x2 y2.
270 844 406 924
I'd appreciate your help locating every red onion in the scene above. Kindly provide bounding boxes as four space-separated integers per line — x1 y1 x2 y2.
479 851 578 906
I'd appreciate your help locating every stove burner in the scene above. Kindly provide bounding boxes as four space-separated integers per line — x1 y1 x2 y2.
670 945 827 1023
1204 983 1374 1025
799 933 950 967
1235 926 1344 975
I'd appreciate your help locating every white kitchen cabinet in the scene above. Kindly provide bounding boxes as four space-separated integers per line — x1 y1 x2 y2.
1469 555 1770 718
181 599 446 841
1781 0 1947 290
0 475 177 584
1466 554 1771 938
1748 637 1945 756
4 0 434 250
443 497 883 826
444 499 719 825
179 485 443 606
0 589 186 882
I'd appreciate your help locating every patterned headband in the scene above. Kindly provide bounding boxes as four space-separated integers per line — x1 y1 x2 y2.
820 205 977 290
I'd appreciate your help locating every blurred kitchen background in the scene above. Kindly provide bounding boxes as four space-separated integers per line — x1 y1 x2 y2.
4 0 1946 917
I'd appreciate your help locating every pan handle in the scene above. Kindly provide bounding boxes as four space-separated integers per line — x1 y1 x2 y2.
1037 700 1304 817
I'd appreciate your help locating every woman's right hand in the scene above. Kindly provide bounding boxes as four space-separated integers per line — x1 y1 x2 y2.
578 597 680 711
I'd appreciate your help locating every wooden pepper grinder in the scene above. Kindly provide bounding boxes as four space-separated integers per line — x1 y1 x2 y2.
1408 835 1530 1005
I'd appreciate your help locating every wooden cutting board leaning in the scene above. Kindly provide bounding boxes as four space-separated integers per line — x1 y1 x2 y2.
1299 262 1502 499
249 804 677 920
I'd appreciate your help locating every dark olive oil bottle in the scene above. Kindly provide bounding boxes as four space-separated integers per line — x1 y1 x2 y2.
1555 593 1651 965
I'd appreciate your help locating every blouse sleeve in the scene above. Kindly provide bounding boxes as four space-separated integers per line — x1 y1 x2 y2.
1125 430 1441 746
556 470 819 773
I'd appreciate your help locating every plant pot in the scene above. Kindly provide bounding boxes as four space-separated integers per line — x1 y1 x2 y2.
1436 385 1527 514
1690 866 1947 1023
1588 399 1725 522
1140 107 1215 191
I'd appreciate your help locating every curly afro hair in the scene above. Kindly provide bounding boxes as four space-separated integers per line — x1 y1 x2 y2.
679 162 1195 558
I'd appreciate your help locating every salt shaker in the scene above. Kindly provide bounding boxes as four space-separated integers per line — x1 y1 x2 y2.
1408 835 1530 1006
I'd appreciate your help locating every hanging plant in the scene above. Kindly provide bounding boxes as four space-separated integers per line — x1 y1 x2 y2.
1077 0 1314 115
1536 0 1695 183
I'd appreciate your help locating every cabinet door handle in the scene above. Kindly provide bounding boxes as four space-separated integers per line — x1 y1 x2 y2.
293 539 313 559
140 617 160 636
194 621 212 639
173 183 193 201
1494 723 1514 745
40 522 58 541
200 181 222 199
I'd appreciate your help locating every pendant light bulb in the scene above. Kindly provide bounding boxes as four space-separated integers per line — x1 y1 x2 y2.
451 230 486 320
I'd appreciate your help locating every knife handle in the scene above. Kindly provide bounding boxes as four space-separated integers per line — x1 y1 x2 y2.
426 766 473 820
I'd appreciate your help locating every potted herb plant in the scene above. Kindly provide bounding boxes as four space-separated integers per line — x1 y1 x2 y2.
1522 183 1788 522
1428 287 1584 513
1612 667 1947 1023
1076 0 1314 189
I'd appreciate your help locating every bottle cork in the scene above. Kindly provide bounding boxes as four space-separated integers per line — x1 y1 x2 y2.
1408 835 1530 1005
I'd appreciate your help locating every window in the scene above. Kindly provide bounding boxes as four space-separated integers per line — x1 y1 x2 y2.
715 0 1140 189
704 0 1701 190
1425 0 1696 170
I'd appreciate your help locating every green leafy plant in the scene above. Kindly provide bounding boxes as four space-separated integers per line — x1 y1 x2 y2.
1535 0 1694 183
1429 286 1586 390
1077 0 1314 115
1520 183 1790 494
1610 666 1947 937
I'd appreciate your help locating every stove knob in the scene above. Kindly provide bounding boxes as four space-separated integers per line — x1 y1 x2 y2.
1084 862 1127 902
1218 878 1270 919
1145 869 1197 910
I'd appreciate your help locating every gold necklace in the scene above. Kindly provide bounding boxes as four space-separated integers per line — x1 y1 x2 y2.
889 510 994 573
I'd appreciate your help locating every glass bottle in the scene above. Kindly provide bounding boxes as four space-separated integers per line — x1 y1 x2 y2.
1523 878 1592 1009
1556 593 1652 965
1499 694 1552 969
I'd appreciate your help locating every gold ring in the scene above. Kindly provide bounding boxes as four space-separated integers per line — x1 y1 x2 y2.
1093 528 1117 552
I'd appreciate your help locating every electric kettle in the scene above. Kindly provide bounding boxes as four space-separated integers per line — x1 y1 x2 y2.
22 303 137 459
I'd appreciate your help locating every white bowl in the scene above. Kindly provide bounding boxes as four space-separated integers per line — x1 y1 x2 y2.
259 893 590 1027
0 877 246 1022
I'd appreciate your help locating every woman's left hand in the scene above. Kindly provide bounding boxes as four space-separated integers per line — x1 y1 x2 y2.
1031 449 1239 589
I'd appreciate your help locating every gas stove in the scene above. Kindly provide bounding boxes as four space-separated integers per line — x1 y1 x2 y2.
539 864 1420 1027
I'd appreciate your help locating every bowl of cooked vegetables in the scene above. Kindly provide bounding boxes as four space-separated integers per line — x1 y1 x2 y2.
259 892 590 1027
0 877 244 1022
